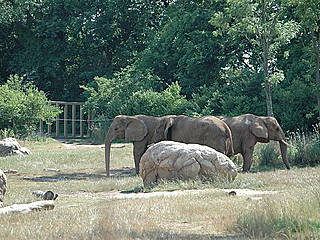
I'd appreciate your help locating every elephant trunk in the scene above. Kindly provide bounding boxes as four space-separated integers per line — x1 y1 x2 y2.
279 140 291 170
105 140 111 176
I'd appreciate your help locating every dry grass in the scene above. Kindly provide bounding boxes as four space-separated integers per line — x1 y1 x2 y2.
0 139 319 239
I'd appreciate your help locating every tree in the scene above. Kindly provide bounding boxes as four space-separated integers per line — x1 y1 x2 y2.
293 0 320 120
136 0 230 98
0 75 60 136
0 0 170 100
211 0 300 116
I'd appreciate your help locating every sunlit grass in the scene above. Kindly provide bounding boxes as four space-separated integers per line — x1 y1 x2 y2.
0 140 320 239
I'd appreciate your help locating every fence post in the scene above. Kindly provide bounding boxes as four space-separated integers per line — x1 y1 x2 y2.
64 104 68 138
56 103 60 138
72 104 76 138
87 109 91 137
80 105 83 138
39 119 43 137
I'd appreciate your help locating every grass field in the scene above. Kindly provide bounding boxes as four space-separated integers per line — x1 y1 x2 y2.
0 140 320 239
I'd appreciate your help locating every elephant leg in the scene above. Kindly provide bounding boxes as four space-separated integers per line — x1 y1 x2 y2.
133 141 147 174
242 146 255 172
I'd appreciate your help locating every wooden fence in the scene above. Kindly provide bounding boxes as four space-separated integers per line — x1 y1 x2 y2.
39 101 93 139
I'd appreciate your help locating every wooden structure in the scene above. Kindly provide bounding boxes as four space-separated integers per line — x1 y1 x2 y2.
39 101 93 139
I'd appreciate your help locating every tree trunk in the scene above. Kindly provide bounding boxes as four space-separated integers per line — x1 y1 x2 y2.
262 0 274 117
264 80 274 117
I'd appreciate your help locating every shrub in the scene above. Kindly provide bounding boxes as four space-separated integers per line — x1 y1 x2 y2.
0 75 61 137
288 125 320 167
254 142 282 169
83 67 190 119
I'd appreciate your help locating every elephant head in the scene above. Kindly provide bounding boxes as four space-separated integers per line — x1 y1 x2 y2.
151 115 175 143
250 116 291 170
105 115 147 176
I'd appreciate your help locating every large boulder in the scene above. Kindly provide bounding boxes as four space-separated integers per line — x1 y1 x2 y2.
0 138 31 157
0 169 7 206
140 141 238 186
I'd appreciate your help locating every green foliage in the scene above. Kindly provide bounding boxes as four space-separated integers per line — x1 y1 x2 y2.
83 66 189 119
0 0 168 100
0 75 60 137
137 1 229 98
127 82 190 116
288 125 320 167
254 142 282 169
1 0 320 134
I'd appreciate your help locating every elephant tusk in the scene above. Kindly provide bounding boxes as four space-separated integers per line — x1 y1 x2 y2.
280 139 293 147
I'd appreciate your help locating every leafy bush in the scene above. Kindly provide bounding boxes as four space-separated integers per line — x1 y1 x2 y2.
0 75 61 137
288 125 320 167
254 142 282 169
83 66 190 119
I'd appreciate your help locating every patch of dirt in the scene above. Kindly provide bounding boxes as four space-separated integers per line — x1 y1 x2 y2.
66 188 279 200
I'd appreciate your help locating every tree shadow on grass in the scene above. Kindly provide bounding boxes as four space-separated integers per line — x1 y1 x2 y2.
23 167 136 182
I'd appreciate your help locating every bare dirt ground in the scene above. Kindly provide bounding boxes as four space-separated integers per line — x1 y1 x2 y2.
65 188 279 200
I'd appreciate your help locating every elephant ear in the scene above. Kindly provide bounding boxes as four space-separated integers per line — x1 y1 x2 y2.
125 117 148 142
249 118 268 139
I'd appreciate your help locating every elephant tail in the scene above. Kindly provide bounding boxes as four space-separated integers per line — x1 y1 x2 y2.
225 127 234 157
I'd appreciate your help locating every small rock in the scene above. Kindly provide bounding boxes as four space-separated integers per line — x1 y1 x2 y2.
228 191 237 196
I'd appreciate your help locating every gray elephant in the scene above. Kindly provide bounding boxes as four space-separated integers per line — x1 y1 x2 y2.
217 114 291 172
165 115 234 157
105 115 174 176
105 114 233 176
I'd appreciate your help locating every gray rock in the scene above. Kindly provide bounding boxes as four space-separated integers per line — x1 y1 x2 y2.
32 190 58 200
140 141 238 186
0 138 32 157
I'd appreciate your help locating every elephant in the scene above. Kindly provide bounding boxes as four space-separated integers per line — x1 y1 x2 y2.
105 115 174 176
217 114 291 172
154 115 234 157
105 114 233 176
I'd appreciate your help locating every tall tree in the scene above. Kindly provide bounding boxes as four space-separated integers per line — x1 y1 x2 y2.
211 0 300 116
293 0 320 120
137 0 230 98
0 0 170 100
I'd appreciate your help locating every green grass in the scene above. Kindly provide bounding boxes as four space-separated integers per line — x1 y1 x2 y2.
0 139 320 239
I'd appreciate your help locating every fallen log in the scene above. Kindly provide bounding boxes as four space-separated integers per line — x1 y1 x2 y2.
3 169 18 174
0 200 54 214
